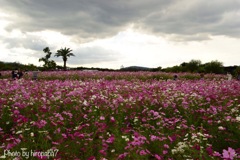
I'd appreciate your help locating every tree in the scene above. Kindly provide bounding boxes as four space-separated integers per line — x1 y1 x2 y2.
39 47 56 70
234 66 240 78
187 59 202 73
180 62 188 72
39 47 51 64
204 60 224 74
55 47 75 70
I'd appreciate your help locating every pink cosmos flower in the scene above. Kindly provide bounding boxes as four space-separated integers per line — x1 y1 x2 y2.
142 117 147 122
6 143 15 149
33 120 47 128
206 146 213 155
213 151 221 157
62 111 73 118
13 110 20 115
222 147 236 160
168 135 176 143
83 114 88 119
55 113 64 121
139 150 147 155
110 116 115 123
153 111 159 117
164 144 169 149
118 152 128 159
150 135 158 141
62 133 67 139
154 154 162 160
87 156 96 160
52 141 60 145
106 135 115 144
99 149 106 156
74 132 84 139
163 150 168 155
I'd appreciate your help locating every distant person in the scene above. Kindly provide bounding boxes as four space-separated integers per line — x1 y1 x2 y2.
173 74 178 80
24 70 28 75
200 73 205 80
11 70 15 79
227 72 232 81
237 71 240 81
32 70 40 80
17 69 23 79
12 69 18 80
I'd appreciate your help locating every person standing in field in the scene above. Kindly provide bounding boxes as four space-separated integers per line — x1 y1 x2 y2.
226 72 232 81
173 74 178 80
200 73 205 80
32 70 40 80
237 71 240 81
17 69 23 79
11 69 18 80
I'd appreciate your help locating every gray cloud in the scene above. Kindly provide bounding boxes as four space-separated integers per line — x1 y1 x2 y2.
0 0 174 40
138 0 240 40
2 35 48 51
1 33 122 65
0 0 240 42
70 47 122 65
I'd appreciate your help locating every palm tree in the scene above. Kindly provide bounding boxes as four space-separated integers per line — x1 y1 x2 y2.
55 47 75 70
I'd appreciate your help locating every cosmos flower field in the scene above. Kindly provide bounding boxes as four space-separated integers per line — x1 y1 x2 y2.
0 71 239 159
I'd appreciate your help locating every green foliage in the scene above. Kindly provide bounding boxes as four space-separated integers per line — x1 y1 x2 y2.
234 66 240 77
165 59 226 74
203 60 224 74
39 47 57 70
188 60 202 73
42 60 56 70
0 61 38 71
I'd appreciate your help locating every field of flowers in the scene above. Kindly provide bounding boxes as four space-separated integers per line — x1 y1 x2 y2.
0 71 239 159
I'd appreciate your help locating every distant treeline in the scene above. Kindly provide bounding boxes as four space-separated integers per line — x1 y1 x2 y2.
0 60 239 75
0 61 117 72
161 60 240 75
0 61 38 71
120 60 240 75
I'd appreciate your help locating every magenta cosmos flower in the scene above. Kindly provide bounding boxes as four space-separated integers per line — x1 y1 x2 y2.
222 147 236 160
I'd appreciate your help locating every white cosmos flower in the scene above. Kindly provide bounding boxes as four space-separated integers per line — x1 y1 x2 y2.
16 130 23 134
236 116 240 122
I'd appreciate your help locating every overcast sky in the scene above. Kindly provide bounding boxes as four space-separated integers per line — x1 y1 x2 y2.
0 0 240 69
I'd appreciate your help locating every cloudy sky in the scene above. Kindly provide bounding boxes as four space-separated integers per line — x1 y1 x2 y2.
0 0 240 69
